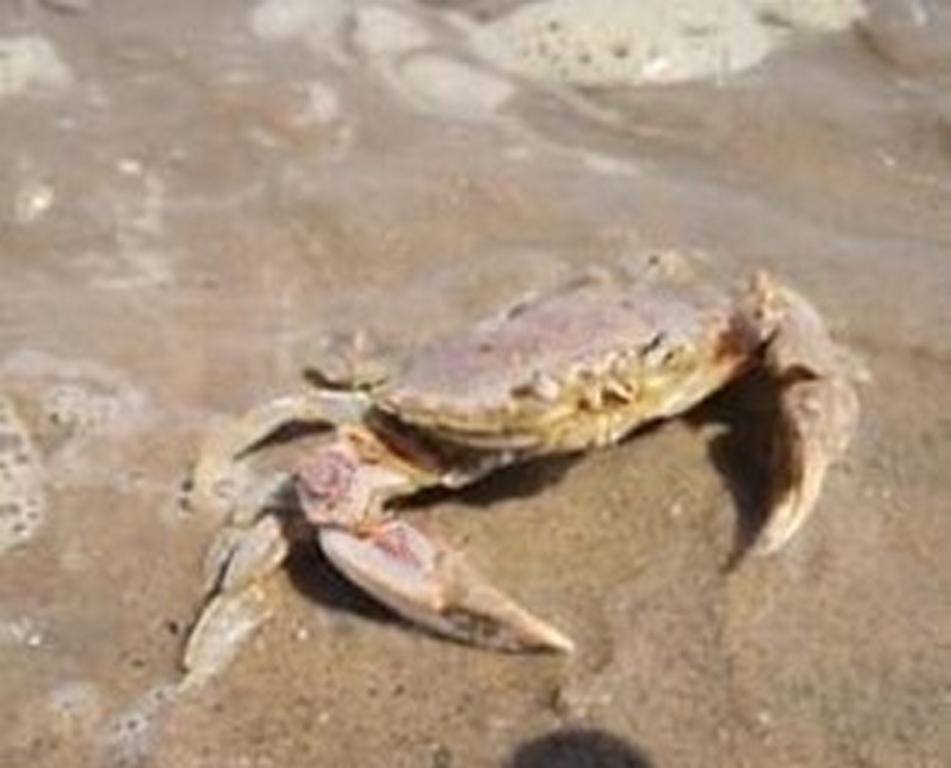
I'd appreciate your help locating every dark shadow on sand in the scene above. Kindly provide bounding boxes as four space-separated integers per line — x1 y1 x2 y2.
508 728 655 768
685 366 782 569
394 452 582 512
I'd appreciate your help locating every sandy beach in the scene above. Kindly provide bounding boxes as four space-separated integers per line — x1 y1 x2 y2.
1 1 950 766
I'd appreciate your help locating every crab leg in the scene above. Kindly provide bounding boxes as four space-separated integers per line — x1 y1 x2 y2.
181 586 271 690
297 432 574 653
182 514 291 689
755 287 859 554
183 389 371 689
203 514 290 595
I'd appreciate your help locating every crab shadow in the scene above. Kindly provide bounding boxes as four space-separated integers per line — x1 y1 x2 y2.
507 728 655 768
685 366 781 569
397 452 583 511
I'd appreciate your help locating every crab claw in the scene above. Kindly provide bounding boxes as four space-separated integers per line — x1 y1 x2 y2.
755 285 860 554
318 520 574 653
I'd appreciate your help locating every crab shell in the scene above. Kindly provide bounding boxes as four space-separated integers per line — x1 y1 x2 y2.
362 269 784 453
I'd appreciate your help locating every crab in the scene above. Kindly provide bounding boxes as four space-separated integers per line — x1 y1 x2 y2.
181 256 859 686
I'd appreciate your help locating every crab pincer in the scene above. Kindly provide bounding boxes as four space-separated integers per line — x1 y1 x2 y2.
297 436 574 653
755 283 860 554
318 522 574 652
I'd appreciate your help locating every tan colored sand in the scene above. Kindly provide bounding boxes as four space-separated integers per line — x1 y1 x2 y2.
1 1 949 767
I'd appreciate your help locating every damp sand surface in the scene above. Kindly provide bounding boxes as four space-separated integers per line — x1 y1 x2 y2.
1 1 950 766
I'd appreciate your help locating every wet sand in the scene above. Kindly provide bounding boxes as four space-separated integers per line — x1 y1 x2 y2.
1 1 950 766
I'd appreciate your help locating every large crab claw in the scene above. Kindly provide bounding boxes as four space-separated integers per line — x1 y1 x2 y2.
756 281 860 554
296 433 574 654
318 521 574 653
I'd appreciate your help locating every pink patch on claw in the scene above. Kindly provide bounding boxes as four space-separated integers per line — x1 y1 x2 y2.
372 523 425 569
295 448 356 521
